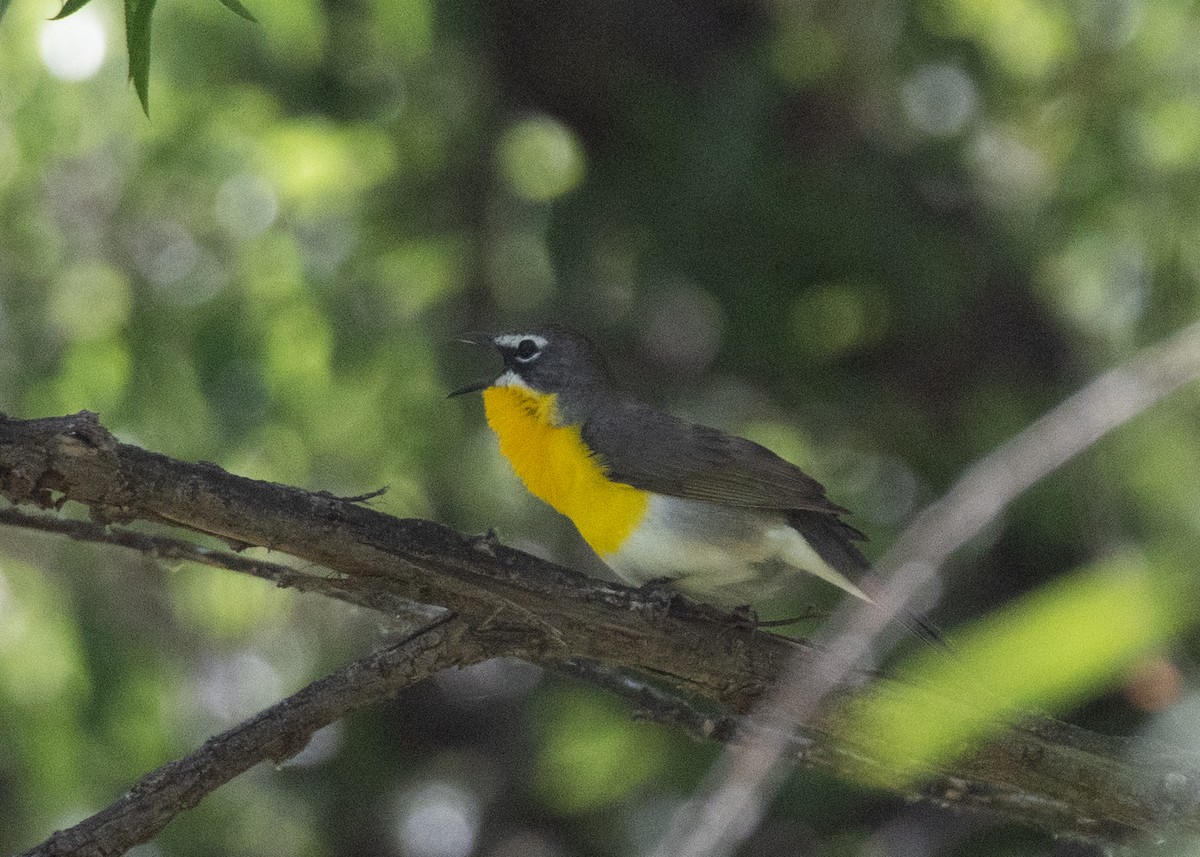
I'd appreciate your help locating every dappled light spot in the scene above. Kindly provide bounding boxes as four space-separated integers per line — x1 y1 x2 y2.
172 563 294 639
496 116 586 202
769 20 840 88
391 781 481 857
281 721 344 768
902 63 978 137
845 453 921 526
369 0 434 59
264 122 396 206
227 422 312 485
257 0 325 68
1043 233 1147 338
39 7 106 81
129 221 199 287
740 422 814 474
923 0 1074 80
1136 98 1200 171
196 651 283 723
968 126 1054 210
435 658 542 708
639 283 724 372
533 688 668 813
264 304 333 389
215 173 279 239
49 262 129 341
378 237 465 318
297 214 361 278
51 335 130 413
0 561 89 707
791 282 885 358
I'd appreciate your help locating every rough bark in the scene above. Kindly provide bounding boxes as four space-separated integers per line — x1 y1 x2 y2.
2 412 1198 854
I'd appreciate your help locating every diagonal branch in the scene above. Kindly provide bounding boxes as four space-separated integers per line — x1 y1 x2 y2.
19 614 493 857
655 319 1200 857
0 410 797 709
3 411 1200 853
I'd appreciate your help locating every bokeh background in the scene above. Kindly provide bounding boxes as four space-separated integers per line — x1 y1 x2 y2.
2 0 1200 853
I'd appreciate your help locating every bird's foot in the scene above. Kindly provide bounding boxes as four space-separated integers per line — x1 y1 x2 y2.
710 606 782 644
632 577 683 619
466 528 502 556
729 604 760 628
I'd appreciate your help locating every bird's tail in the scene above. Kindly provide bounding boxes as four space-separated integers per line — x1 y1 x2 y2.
788 510 945 648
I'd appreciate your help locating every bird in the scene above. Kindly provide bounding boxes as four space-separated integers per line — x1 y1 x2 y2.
451 326 877 612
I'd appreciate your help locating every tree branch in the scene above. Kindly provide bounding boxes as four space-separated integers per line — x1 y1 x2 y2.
2 411 1199 853
560 660 1193 843
18 615 493 857
656 318 1200 857
0 411 793 709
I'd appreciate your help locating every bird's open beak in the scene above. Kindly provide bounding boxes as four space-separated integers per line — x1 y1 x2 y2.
453 331 496 347
447 378 491 398
448 331 498 397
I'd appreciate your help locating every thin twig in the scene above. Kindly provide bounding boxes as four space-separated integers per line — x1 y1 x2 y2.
0 506 445 623
557 659 732 742
561 661 1171 843
655 319 1200 857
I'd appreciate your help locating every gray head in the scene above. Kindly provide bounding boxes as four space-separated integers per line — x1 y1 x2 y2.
451 327 616 408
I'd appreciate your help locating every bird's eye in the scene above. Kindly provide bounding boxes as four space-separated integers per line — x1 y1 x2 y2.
514 339 541 362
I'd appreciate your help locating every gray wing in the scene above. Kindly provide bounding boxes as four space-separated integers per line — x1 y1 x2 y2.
581 399 857 521
583 398 872 581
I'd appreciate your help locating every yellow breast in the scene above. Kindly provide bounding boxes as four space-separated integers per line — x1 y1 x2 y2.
482 385 649 556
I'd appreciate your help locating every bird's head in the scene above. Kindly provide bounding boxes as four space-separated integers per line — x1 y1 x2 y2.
450 326 614 408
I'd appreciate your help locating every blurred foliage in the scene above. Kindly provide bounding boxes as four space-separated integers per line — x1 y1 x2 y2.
3 0 1200 854
531 686 671 814
841 553 1190 787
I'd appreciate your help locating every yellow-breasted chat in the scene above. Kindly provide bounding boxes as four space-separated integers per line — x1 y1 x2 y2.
452 326 876 611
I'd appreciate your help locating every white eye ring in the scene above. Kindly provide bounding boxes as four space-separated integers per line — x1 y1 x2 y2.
514 339 541 363
494 333 548 363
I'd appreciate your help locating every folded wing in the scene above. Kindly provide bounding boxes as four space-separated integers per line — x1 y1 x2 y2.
581 399 860 523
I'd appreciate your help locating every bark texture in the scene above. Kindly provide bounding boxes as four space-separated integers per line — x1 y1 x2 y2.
1 412 1197 854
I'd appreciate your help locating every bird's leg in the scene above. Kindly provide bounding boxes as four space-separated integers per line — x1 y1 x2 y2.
633 577 682 619
466 528 502 556
730 604 760 627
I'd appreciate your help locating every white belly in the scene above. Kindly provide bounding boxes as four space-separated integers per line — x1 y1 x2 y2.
602 494 869 607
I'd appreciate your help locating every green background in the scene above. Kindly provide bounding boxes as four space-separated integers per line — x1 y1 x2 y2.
1 0 1199 853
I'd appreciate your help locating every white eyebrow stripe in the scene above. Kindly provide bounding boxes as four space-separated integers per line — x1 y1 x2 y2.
493 334 548 349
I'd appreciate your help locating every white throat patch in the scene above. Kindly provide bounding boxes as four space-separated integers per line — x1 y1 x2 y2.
492 369 532 389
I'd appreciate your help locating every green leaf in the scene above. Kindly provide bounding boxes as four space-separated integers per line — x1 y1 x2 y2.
51 0 95 20
215 0 257 23
0 0 13 25
124 0 156 114
836 554 1187 788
